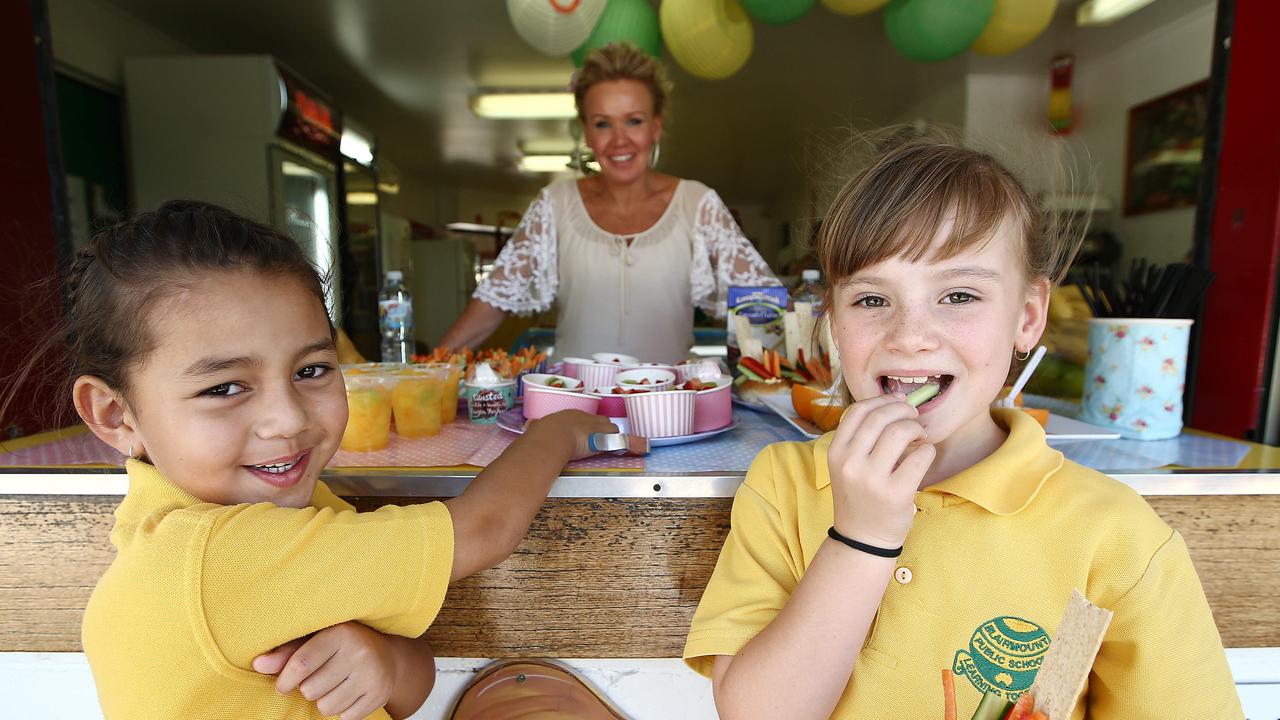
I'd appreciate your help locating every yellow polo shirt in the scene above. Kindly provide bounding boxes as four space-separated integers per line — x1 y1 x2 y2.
684 409 1243 719
82 459 454 719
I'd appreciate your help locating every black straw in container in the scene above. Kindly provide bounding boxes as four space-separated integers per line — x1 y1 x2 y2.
1071 260 1215 319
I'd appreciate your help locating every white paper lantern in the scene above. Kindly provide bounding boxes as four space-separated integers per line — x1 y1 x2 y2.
508 0 609 57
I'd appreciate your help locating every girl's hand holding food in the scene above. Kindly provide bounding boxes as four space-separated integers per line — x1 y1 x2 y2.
826 393 935 550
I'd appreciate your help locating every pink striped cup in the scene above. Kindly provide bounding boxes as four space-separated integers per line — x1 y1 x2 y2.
587 386 648 417
578 362 623 390
560 357 592 380
624 389 696 439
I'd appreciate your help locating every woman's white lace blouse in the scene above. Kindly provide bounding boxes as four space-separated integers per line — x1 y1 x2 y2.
473 179 779 363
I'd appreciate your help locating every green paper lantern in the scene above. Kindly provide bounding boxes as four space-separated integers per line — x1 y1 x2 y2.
884 0 995 63
660 0 755 80
741 0 817 25
572 0 664 67
970 0 1056 56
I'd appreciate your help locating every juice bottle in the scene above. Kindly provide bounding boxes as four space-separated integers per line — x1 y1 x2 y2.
341 376 392 451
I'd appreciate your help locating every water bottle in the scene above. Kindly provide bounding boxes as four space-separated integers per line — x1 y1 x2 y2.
379 271 414 363
793 269 824 316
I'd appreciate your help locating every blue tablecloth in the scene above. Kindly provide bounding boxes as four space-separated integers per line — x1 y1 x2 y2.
645 406 796 473
643 400 1254 474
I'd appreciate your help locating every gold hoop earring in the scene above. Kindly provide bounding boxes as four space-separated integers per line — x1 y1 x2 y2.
1014 347 1031 361
650 141 660 167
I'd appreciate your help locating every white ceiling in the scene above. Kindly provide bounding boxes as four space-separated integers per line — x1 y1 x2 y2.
98 0 1088 204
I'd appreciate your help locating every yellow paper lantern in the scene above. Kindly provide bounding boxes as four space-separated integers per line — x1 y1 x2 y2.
508 0 608 57
971 0 1057 56
660 0 755 80
820 0 889 16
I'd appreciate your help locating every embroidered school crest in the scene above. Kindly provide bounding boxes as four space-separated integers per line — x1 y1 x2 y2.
952 616 1049 702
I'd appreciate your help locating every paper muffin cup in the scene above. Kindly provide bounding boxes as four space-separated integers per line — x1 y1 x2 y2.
624 389 696 438
559 357 592 379
578 362 623 391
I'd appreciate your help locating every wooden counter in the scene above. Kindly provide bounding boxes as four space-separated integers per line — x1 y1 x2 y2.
2 468 1278 657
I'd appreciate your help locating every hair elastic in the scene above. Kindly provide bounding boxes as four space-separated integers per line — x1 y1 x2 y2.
827 526 903 558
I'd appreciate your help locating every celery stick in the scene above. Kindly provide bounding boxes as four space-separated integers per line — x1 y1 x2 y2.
905 383 940 407
970 691 1012 720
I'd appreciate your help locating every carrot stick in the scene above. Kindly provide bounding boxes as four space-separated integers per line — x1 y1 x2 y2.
942 669 957 720
1025 713 1048 720
1005 693 1034 720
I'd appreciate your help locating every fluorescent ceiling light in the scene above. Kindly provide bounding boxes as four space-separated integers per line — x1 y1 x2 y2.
1077 0 1157 25
346 191 378 205
376 181 400 195
471 91 576 119
340 129 374 166
519 137 576 155
518 155 573 173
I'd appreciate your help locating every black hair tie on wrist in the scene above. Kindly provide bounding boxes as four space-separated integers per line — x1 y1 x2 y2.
827 526 903 558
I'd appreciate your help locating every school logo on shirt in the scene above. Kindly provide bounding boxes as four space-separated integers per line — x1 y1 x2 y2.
952 616 1049 702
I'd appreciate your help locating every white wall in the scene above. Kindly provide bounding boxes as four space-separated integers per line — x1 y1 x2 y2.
954 0 1216 269
5 650 1276 719
47 0 193 87
1068 0 1217 268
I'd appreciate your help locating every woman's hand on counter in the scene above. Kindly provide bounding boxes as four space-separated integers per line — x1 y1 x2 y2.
437 298 508 352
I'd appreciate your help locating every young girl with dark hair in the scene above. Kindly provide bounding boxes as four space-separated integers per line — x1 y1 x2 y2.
19 200 613 719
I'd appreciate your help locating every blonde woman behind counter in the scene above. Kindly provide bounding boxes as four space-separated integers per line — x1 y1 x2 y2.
439 43 780 364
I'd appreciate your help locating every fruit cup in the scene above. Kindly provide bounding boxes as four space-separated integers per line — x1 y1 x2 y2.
391 366 451 438
419 362 462 425
341 376 392 452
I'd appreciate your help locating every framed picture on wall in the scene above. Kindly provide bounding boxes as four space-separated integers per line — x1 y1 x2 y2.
1123 79 1209 216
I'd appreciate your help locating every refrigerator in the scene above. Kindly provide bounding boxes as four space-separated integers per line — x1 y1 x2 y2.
125 56 343 323
409 236 478 348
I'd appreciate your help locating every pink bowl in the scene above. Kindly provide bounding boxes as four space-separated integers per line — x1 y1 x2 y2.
624 390 696 438
691 377 733 432
524 384 599 420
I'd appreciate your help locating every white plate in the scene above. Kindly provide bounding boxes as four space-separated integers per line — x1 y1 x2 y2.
760 394 822 439
731 394 769 411
495 408 738 447
760 394 1121 442
1043 413 1121 442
